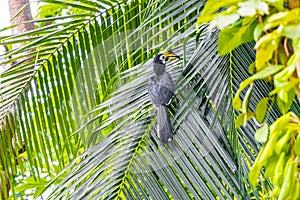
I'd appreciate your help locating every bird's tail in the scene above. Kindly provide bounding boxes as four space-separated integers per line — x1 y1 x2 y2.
157 105 173 144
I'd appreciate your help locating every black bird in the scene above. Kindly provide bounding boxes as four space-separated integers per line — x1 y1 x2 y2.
148 51 180 144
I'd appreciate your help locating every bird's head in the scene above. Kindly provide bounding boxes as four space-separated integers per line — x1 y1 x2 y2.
153 50 180 65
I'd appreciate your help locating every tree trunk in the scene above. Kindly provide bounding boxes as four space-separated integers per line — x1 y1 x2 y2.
8 0 34 35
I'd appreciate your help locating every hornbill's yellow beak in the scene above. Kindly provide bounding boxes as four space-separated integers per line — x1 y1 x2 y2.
162 50 180 61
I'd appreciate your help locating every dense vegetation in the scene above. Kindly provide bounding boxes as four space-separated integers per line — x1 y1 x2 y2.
0 0 299 199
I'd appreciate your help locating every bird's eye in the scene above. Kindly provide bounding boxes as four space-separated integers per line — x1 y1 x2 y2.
159 55 166 61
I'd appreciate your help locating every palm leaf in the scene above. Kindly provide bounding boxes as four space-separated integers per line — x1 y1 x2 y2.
0 0 153 197
46 2 263 199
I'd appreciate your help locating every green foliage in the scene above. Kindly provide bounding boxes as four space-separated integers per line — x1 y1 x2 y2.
254 123 268 143
248 112 299 198
198 0 300 199
218 17 257 55
255 97 269 123
233 64 284 112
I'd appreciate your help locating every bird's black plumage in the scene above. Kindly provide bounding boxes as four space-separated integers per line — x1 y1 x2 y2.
148 51 179 144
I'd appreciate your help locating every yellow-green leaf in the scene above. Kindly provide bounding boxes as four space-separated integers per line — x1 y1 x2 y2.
218 17 256 55
265 153 279 178
294 134 300 157
238 0 269 17
235 112 254 127
255 97 269 123
255 123 269 143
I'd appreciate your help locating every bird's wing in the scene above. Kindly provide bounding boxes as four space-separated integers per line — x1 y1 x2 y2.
148 75 174 106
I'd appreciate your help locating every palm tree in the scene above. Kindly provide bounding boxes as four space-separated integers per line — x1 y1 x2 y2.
0 0 276 199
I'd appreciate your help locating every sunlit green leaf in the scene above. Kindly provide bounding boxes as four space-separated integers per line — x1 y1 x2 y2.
255 31 280 70
255 123 269 142
218 17 257 55
237 0 269 17
255 97 269 123
294 134 300 157
235 112 254 127
210 13 240 29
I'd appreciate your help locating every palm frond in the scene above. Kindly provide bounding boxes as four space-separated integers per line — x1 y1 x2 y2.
46 3 261 198
1 0 174 197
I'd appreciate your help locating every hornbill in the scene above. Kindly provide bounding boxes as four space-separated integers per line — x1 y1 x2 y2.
148 51 180 144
